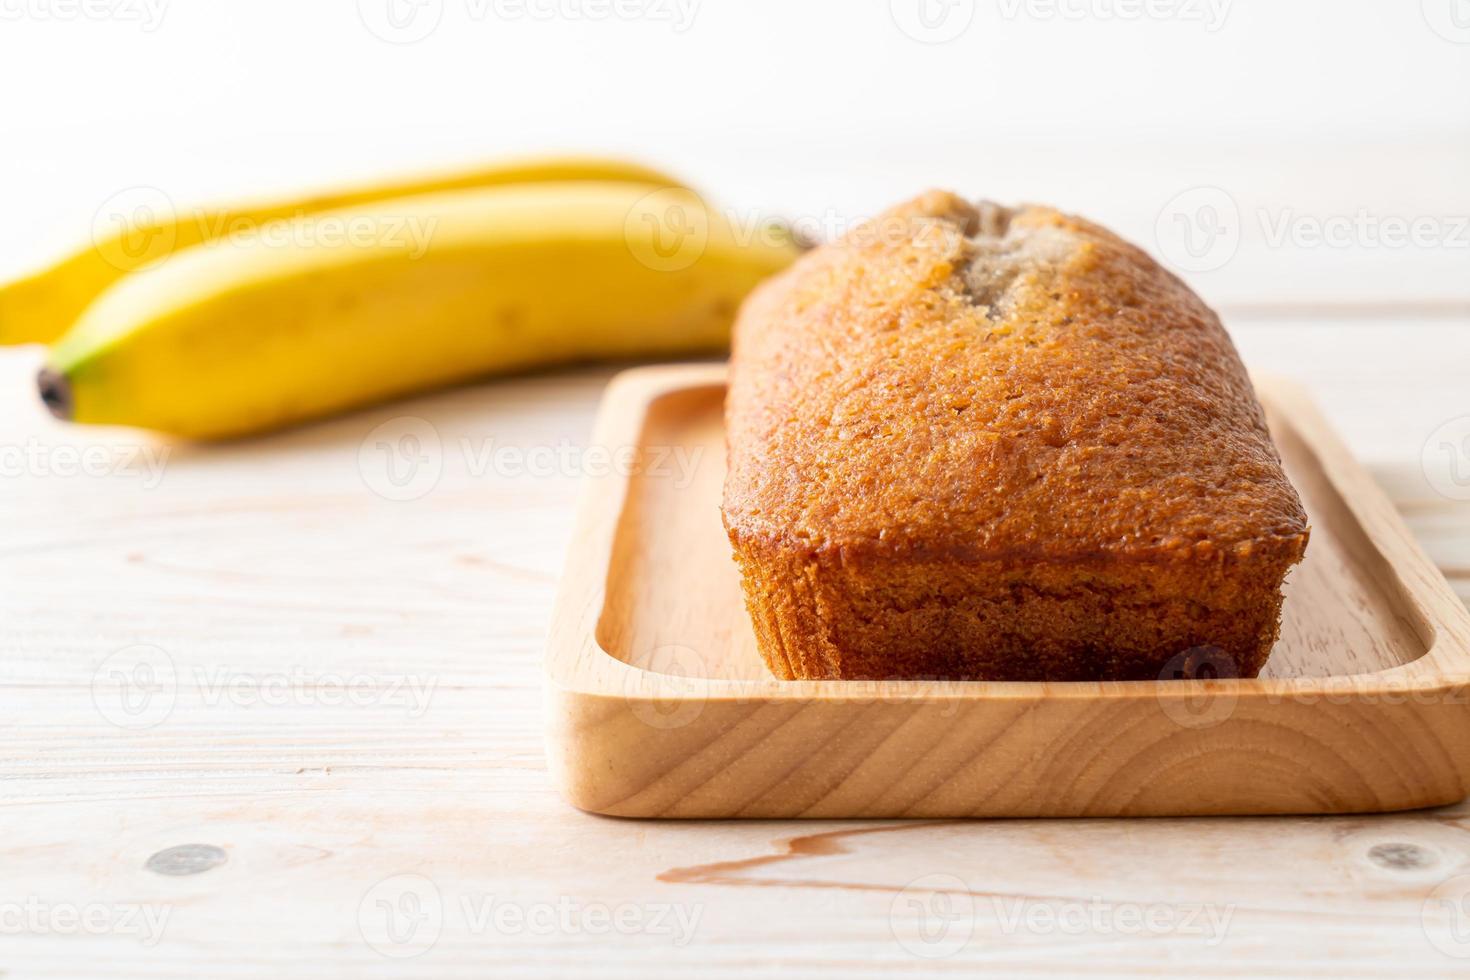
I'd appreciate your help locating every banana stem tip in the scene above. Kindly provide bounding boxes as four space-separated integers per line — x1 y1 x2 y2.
37 368 73 421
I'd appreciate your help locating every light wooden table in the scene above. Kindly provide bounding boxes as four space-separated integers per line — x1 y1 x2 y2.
2 311 1469 978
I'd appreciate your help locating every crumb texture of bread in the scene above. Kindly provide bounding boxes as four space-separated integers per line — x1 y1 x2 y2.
722 190 1310 681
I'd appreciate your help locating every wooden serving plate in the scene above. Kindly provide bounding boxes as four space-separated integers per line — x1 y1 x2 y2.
544 364 1470 818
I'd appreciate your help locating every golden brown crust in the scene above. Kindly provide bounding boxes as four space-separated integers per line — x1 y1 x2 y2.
722 191 1309 681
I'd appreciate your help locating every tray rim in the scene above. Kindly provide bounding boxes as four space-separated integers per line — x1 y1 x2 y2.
545 363 1470 708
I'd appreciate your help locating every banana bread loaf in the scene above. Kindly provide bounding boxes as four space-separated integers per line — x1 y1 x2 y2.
722 191 1309 682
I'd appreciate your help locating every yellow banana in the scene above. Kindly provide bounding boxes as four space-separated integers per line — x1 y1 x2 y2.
0 156 684 345
40 182 798 440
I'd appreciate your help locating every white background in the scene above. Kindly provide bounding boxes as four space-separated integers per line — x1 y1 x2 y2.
1 0 1467 310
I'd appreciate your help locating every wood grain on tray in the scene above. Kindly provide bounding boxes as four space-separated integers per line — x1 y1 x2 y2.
545 365 1470 819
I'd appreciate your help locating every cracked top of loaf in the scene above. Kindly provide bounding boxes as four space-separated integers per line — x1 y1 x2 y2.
722 190 1310 565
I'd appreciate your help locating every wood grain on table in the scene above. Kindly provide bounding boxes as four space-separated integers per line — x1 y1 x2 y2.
2 313 1469 977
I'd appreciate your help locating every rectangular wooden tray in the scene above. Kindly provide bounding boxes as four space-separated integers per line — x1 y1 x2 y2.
544 364 1470 818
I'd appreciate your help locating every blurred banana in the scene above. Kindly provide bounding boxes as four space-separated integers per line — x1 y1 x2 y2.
0 155 683 345
40 181 797 439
